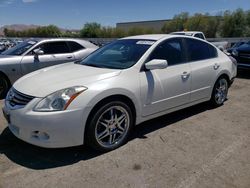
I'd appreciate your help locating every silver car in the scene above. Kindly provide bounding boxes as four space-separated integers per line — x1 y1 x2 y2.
0 38 98 98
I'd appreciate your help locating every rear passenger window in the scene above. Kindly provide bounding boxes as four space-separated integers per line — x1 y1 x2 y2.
67 41 85 52
149 38 186 66
186 38 217 62
208 44 218 58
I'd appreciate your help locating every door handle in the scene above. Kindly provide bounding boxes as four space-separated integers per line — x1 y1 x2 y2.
214 63 220 70
67 56 73 59
181 72 190 79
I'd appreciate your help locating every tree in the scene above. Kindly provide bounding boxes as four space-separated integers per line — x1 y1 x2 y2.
3 28 9 36
245 10 250 36
80 22 101 38
162 12 189 33
205 16 221 38
184 13 208 32
221 9 246 37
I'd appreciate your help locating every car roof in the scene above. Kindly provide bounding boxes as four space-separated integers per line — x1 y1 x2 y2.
25 38 98 48
121 34 171 41
171 31 203 35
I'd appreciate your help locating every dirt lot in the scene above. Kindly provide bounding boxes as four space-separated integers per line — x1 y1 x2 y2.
0 70 250 188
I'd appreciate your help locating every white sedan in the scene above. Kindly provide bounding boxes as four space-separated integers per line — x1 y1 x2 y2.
2 34 237 151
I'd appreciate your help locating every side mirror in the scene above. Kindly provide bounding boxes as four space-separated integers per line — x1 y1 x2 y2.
145 59 168 70
33 49 44 56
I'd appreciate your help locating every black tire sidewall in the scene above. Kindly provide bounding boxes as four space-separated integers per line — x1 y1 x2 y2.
0 75 9 99
86 101 134 152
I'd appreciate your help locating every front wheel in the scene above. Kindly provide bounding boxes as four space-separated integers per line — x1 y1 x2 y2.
85 101 134 152
210 77 228 107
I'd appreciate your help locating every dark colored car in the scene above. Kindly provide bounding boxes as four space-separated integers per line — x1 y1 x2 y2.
230 41 250 69
227 41 246 54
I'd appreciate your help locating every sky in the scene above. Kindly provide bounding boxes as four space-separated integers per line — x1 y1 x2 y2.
0 0 250 29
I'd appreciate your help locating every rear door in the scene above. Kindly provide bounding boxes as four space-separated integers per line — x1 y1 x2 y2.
21 41 75 75
184 38 219 101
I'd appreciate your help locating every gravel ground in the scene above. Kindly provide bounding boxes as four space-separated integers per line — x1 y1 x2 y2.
0 70 250 188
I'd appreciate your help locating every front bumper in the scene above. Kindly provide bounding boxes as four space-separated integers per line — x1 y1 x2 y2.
237 63 250 69
2 98 88 148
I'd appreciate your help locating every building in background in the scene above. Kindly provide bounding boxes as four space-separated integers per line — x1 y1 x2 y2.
116 19 171 32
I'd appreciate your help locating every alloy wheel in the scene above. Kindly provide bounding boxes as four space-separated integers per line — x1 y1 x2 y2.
214 78 228 105
95 106 130 148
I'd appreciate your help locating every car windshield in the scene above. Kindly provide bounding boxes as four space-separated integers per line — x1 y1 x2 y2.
1 40 38 55
80 39 155 69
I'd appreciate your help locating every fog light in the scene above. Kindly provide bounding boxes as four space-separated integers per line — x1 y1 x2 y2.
31 131 50 140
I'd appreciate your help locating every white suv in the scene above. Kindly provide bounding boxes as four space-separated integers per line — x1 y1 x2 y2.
2 34 237 151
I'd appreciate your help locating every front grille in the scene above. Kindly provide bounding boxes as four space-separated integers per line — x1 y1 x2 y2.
239 53 250 59
7 88 34 108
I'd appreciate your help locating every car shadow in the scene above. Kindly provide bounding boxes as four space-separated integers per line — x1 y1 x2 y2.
237 69 250 79
0 102 214 170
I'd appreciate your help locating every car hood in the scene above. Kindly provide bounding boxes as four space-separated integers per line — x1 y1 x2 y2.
237 44 250 53
13 63 121 97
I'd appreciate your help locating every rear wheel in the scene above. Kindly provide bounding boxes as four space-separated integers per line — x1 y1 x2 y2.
0 75 9 99
210 77 228 107
86 101 134 152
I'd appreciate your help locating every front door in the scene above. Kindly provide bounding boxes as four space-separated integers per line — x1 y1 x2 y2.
140 38 191 116
20 41 75 75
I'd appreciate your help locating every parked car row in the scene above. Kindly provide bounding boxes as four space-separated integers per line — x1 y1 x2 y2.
0 38 24 54
2 34 237 151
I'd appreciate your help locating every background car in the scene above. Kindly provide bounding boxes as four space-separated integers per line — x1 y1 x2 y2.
229 41 250 69
0 38 98 98
2 34 237 151
227 41 246 54
171 31 206 40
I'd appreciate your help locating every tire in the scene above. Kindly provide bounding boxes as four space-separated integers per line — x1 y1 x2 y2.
0 74 10 99
85 101 134 152
210 77 228 107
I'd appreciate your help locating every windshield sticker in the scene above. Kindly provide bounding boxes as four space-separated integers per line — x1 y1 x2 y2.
28 41 36 45
136 41 155 45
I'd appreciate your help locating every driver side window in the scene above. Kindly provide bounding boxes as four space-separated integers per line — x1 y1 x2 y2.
30 42 70 55
149 38 186 66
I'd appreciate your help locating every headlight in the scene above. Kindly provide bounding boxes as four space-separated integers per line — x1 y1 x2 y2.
34 86 87 112
232 50 238 56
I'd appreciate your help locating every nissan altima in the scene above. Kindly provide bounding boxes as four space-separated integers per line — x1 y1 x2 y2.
2 34 237 151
